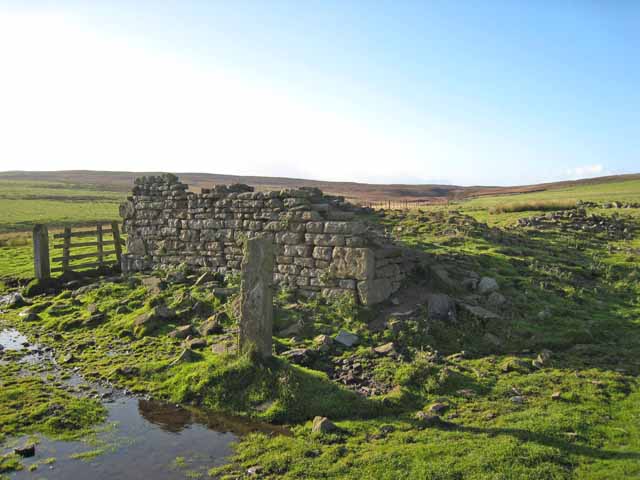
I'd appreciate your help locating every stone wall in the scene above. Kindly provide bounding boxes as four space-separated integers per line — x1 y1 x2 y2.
120 174 414 304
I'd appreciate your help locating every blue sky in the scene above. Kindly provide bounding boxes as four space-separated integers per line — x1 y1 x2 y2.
0 1 638 186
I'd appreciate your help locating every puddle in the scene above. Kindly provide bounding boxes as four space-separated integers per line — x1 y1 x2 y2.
0 328 31 350
1 328 286 479
5 398 256 479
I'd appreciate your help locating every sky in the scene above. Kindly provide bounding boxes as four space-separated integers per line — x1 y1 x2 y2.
0 1 638 186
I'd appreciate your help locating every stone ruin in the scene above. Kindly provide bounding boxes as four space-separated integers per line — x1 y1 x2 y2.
119 174 416 305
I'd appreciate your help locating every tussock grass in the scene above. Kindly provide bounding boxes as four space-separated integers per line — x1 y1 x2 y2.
489 199 577 214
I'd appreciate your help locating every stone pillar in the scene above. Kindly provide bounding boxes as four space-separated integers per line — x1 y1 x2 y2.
239 237 274 359
32 224 50 280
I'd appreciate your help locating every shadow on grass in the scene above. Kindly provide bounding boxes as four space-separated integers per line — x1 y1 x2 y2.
438 422 640 461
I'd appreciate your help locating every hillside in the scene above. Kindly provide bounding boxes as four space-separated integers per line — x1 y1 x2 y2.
2 170 639 203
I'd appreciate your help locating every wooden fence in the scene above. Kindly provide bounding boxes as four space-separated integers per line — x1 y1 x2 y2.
33 222 124 280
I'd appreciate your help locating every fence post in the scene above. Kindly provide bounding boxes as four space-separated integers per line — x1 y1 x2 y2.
96 224 104 266
62 227 71 272
32 224 50 280
112 221 123 267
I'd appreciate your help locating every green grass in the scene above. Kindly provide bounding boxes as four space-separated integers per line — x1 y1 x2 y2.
0 180 123 234
1 177 640 478
488 199 578 214
464 179 640 211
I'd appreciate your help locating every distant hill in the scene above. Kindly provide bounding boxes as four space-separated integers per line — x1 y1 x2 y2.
1 170 639 203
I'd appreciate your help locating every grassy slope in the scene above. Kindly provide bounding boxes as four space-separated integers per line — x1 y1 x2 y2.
463 179 640 209
1 177 640 478
210 181 640 479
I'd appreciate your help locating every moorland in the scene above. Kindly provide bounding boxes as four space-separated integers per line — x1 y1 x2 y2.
1 172 639 479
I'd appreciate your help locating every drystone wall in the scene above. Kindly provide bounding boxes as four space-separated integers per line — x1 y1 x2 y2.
120 174 414 304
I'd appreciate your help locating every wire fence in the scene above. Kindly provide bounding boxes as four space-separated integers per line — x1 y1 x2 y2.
356 199 450 210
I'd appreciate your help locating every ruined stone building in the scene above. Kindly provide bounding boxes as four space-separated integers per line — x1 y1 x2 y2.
120 174 415 304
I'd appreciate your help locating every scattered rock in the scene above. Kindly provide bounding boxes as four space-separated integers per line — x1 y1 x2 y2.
312 416 337 434
212 287 238 298
427 402 449 415
83 312 106 327
278 323 302 337
185 337 207 350
116 366 140 376
477 277 499 294
70 284 97 297
23 278 60 297
486 292 506 308
247 465 264 476
170 348 197 365
387 319 402 335
211 340 236 355
86 303 99 314
462 277 479 291
14 443 36 457
314 334 333 352
334 330 359 347
501 357 531 373
461 304 500 321
169 325 194 339
551 391 562 401
426 293 456 322
373 342 396 356
282 348 313 365
142 276 164 294
200 315 224 336
510 395 525 404
1 292 27 308
133 305 176 335
19 310 40 322
61 353 77 364
194 271 216 286
414 411 443 427
369 424 395 440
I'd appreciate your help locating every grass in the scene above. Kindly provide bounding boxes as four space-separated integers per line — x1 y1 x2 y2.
464 179 640 211
1 177 640 478
0 180 123 234
488 199 578 214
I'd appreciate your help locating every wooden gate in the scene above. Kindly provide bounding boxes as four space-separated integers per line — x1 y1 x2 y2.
33 222 124 279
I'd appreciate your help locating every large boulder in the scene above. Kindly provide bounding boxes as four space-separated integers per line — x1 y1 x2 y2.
477 277 499 294
426 294 456 322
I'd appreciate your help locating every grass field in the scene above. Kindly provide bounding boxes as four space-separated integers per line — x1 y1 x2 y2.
463 179 640 210
1 174 640 478
0 180 123 234
0 181 124 280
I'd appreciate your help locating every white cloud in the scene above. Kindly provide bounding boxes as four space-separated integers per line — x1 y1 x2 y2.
563 164 605 180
